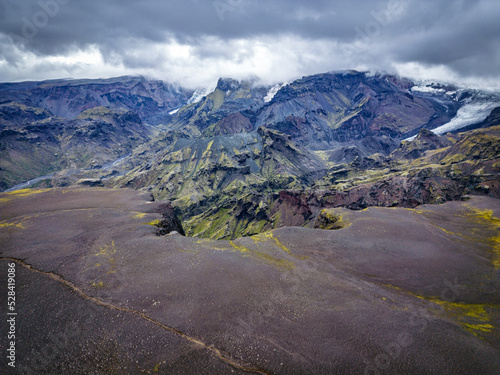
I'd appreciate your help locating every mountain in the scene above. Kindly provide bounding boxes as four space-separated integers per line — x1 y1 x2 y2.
162 71 479 148
107 72 500 239
0 104 152 190
0 76 197 190
164 77 269 137
1 71 499 374
257 71 458 146
0 75 193 123
1 71 499 240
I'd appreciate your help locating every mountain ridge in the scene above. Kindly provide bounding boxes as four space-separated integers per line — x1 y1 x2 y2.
1 70 499 239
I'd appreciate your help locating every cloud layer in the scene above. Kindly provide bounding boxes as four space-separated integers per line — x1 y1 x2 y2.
1 0 499 89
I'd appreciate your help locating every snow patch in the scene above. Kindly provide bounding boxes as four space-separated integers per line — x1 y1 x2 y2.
187 87 214 105
404 100 500 141
432 101 500 135
264 83 287 103
168 86 215 115
411 85 445 94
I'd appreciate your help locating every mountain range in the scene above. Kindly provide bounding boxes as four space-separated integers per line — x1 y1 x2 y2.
1 71 499 240
1 70 499 374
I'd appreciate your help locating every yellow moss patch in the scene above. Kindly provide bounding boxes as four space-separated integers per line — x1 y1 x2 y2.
6 188 50 196
316 209 351 230
463 323 494 333
491 234 500 269
0 188 51 201
133 212 148 219
434 225 458 236
464 206 500 269
145 219 161 226
252 231 290 253
202 140 214 158
384 283 498 337
251 250 294 271
94 241 118 274
91 281 104 288
95 240 117 257
229 240 294 270
152 363 162 372
229 241 250 254
0 221 26 229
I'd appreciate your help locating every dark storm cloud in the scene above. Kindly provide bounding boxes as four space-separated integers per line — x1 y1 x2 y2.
1 0 364 54
0 0 499 86
393 1 500 73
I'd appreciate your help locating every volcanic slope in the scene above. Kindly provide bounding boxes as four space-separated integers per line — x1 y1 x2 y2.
0 187 498 374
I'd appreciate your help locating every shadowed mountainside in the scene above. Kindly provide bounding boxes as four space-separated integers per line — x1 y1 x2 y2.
0 105 153 190
0 76 193 122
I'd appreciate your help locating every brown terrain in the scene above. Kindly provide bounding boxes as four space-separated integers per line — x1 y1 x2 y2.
0 187 498 374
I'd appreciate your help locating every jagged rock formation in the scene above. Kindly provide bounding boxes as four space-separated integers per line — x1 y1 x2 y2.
166 125 499 239
154 202 186 236
391 128 452 159
0 76 198 190
259 71 459 146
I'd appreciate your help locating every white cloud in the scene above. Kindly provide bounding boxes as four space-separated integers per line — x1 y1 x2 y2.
393 61 500 91
2 32 500 93
1 0 499 88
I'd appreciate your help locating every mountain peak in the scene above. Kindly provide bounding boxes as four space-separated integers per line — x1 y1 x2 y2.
216 77 240 91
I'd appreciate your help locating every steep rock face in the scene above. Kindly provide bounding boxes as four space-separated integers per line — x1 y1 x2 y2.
117 126 326 202
257 126 326 178
0 102 52 127
153 202 186 236
210 112 254 136
325 135 399 164
165 77 268 136
179 167 492 240
256 71 459 147
172 126 500 239
391 128 452 159
431 126 500 164
0 76 193 122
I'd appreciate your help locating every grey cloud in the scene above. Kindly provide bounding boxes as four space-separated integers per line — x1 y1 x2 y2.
0 0 398 54
0 0 499 86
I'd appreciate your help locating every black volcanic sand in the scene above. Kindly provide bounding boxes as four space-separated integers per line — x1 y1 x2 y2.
0 187 499 374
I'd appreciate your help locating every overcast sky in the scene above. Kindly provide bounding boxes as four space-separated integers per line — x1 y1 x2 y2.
1 0 500 89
